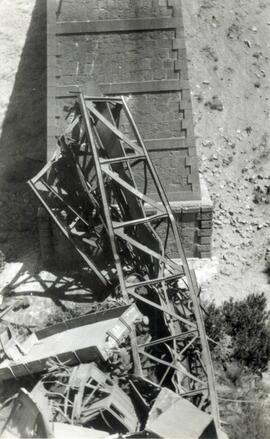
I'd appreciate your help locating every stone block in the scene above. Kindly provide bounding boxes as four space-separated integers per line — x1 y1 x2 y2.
46 0 212 260
197 211 213 221
200 220 212 229
197 228 212 237
198 236 212 245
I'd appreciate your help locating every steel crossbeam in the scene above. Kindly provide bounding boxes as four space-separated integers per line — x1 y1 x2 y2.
29 91 220 429
80 92 219 427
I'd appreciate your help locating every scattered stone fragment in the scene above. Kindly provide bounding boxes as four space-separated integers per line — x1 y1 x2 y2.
205 95 223 111
244 39 251 48
220 267 231 276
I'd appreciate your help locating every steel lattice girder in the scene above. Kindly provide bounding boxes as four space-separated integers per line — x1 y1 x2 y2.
29 92 220 429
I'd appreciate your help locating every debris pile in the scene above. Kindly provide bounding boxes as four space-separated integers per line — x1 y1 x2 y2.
0 91 227 438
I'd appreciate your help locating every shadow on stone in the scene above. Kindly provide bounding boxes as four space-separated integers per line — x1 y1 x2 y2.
0 0 46 260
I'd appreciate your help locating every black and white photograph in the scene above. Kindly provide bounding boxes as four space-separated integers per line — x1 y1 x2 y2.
0 1 269 438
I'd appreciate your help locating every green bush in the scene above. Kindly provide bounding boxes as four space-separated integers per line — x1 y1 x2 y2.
205 293 270 372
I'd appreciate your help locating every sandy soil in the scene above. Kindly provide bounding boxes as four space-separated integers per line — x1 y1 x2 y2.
183 0 270 305
0 0 35 128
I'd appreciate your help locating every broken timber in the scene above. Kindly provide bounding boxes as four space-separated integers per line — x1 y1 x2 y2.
0 305 142 381
42 362 139 432
29 90 220 429
0 385 110 439
145 387 218 438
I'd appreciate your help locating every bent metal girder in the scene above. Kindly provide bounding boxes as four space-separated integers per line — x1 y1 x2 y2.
29 92 220 428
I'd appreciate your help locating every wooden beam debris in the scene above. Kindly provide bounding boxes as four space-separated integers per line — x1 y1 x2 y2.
0 305 143 381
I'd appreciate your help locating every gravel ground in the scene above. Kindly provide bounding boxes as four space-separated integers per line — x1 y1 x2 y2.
183 0 270 305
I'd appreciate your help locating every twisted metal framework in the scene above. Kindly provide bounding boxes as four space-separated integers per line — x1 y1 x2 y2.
29 92 219 428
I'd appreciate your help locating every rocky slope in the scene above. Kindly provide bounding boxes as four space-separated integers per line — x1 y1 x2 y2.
183 0 270 304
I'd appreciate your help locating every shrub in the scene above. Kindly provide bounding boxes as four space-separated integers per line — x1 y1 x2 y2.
205 293 270 373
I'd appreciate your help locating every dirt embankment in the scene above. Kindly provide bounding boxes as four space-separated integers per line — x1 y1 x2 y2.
183 0 270 304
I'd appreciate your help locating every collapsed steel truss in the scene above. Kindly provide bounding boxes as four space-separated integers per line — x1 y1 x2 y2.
29 92 220 428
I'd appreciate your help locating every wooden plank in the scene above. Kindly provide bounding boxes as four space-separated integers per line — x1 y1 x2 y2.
0 346 100 381
0 317 121 381
56 17 180 34
36 305 129 339
0 305 141 381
